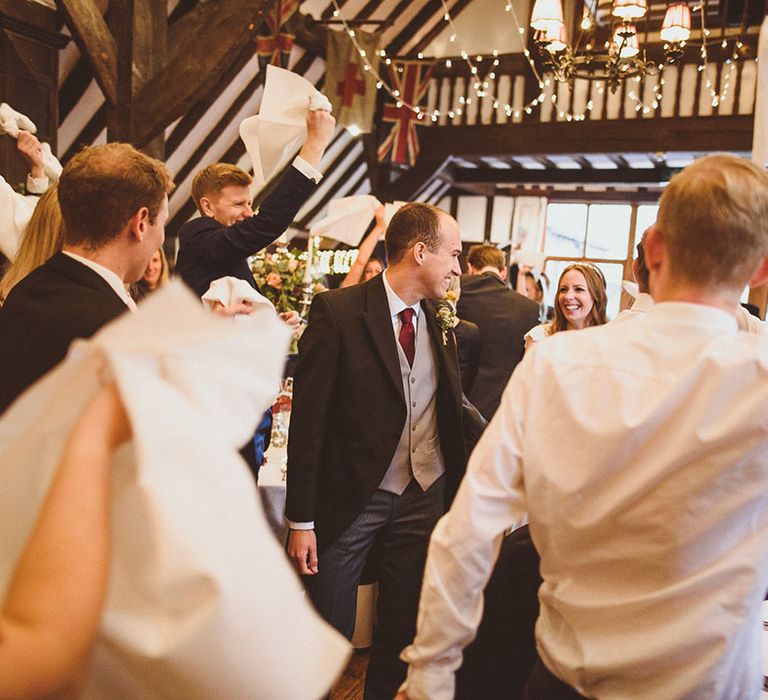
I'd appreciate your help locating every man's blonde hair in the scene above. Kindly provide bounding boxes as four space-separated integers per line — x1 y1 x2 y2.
191 163 252 213
657 154 768 288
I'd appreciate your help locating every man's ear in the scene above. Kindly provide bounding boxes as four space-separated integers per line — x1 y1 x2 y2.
128 207 150 242
748 254 768 288
499 266 508 281
199 196 215 218
467 263 477 275
642 225 665 274
413 241 426 265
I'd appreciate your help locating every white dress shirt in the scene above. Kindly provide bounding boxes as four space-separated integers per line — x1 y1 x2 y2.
61 251 136 311
286 271 419 531
292 155 323 184
401 302 768 699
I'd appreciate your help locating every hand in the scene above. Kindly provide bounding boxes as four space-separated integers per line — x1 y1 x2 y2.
299 107 335 167
210 299 254 317
77 382 132 450
287 529 318 575
394 693 410 700
279 310 301 336
17 130 45 179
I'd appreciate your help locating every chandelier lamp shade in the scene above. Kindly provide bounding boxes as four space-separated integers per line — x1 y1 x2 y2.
660 3 692 43
530 0 693 92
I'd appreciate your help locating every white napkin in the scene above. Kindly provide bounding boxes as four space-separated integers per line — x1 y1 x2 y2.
310 194 381 246
240 65 332 193
0 102 63 181
0 282 350 699
384 200 408 227
514 249 546 275
201 276 276 317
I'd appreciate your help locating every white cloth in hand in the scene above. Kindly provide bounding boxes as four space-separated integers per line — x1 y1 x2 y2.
0 102 63 181
0 282 350 699
201 276 276 319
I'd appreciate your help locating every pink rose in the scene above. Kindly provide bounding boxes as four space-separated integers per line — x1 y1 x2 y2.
287 259 299 272
266 272 283 288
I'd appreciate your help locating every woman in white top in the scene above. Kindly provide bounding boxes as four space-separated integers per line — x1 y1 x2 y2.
524 262 608 350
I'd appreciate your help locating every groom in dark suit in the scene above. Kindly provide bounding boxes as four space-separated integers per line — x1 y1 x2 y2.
0 143 173 414
285 203 467 699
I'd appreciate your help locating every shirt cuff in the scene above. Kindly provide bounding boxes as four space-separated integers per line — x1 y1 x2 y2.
286 519 315 530
26 174 49 194
292 156 323 184
398 661 456 700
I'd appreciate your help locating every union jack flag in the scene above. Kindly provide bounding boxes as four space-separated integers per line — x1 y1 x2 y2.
377 60 434 167
257 0 299 69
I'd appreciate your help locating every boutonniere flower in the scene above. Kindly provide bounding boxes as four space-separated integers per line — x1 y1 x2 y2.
436 292 459 346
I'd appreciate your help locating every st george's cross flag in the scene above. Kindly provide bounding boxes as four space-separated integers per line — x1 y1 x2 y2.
326 28 381 133
378 60 434 167
257 0 299 70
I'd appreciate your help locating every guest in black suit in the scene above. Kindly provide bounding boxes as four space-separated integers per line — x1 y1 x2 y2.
285 203 467 699
457 244 539 420
0 143 173 415
174 109 335 297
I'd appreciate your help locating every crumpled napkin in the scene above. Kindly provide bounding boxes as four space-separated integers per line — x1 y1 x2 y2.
239 65 332 193
201 276 276 317
310 194 382 246
0 102 63 181
0 281 350 699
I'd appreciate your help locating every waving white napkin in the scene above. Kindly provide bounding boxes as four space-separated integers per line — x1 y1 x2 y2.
384 200 408 227
514 249 546 276
201 276 276 316
310 194 381 246
0 282 350 699
239 65 332 193
0 102 63 181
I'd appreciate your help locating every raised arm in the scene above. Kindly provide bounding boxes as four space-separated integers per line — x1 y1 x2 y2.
0 383 130 699
341 205 386 288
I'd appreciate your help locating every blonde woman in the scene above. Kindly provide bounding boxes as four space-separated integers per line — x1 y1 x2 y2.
524 263 608 350
0 186 63 305
130 247 169 303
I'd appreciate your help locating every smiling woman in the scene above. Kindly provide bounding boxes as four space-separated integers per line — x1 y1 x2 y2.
524 262 608 350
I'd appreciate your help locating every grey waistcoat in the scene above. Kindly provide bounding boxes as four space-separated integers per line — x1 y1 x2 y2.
378 309 446 494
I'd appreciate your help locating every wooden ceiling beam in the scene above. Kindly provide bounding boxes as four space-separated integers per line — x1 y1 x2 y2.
450 165 677 185
131 0 270 148
415 115 754 160
55 0 118 107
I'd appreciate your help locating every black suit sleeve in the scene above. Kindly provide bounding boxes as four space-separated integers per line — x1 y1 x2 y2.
285 291 340 523
187 166 316 267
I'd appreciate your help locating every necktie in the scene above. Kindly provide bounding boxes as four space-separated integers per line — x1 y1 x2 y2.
399 308 415 367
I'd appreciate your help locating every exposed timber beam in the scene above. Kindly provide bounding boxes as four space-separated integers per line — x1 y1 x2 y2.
56 0 118 107
131 0 271 148
449 165 678 186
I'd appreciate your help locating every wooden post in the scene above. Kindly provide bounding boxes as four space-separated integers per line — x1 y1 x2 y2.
106 0 166 158
748 283 768 320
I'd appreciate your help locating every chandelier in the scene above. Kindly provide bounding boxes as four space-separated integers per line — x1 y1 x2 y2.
529 0 693 92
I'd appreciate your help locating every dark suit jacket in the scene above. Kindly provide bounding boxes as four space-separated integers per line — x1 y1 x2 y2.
285 274 467 553
175 165 317 297
0 252 129 414
457 272 539 420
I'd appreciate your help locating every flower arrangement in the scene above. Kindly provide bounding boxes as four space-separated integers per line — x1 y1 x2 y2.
250 246 327 313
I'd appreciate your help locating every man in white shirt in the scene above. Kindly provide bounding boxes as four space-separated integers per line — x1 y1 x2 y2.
397 154 768 700
0 142 173 414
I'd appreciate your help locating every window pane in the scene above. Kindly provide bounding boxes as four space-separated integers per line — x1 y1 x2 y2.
585 204 631 259
544 204 587 257
543 259 625 323
635 204 659 238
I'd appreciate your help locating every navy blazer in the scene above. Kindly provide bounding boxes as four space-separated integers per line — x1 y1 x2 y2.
175 165 317 297
0 252 128 414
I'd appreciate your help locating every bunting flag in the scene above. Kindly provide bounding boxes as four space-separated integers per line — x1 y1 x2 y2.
377 60 434 168
326 29 381 133
257 0 299 70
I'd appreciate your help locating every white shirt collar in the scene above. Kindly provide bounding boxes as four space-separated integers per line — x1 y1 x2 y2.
382 269 420 320
645 300 738 333
62 250 136 311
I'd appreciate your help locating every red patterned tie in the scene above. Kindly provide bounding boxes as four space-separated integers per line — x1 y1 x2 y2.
399 308 416 367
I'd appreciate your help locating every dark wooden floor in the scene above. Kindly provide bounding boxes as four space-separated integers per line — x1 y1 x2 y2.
330 649 370 700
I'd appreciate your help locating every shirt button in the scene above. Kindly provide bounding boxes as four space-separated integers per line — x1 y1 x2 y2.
412 447 416 453
412 401 417 407
412 425 417 431
410 377 416 383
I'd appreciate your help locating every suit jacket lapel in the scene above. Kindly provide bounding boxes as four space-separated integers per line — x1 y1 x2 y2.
362 275 405 402
423 299 462 400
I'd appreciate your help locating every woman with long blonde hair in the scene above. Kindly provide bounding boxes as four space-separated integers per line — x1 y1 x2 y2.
0 186 64 304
